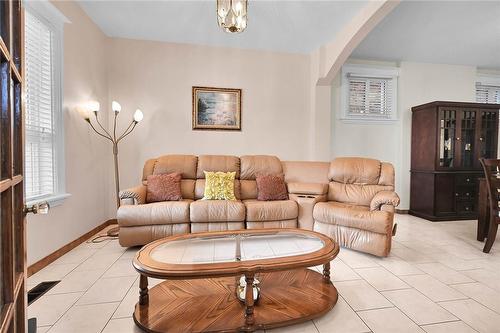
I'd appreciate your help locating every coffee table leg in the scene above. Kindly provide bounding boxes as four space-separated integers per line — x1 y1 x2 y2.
139 274 149 305
323 262 331 282
244 273 255 329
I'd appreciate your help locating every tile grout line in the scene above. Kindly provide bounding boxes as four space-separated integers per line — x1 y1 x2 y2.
43 235 128 331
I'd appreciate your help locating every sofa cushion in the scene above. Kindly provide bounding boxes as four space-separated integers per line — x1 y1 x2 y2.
240 180 257 200
146 173 182 202
328 182 393 206
150 155 198 179
256 174 288 201
313 201 392 235
240 155 282 180
190 200 245 222
243 199 298 222
196 155 240 179
282 161 330 184
328 157 382 185
117 199 192 227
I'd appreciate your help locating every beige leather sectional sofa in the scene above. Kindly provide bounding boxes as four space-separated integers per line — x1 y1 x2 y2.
117 155 400 257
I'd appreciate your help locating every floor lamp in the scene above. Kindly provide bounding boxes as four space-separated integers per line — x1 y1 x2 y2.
82 100 144 236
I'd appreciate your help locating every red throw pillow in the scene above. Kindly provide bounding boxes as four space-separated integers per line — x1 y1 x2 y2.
146 173 182 203
256 174 288 201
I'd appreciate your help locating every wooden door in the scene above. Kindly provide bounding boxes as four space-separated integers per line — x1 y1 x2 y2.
0 1 26 331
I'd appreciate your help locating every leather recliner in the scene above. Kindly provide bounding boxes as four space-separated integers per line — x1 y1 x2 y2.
313 157 400 256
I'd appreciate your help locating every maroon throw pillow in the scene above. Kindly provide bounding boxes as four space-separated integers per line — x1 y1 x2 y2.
256 174 288 201
146 173 182 203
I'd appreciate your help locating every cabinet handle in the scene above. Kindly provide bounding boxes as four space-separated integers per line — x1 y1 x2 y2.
455 193 459 197
466 192 470 196
466 178 470 182
480 137 484 141
456 137 461 141
465 206 470 211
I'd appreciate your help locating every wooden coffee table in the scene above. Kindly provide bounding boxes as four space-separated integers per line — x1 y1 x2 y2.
133 228 339 332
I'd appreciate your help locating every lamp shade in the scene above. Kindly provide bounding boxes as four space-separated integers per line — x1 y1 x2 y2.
112 101 122 113
133 109 144 122
77 106 91 120
88 101 100 112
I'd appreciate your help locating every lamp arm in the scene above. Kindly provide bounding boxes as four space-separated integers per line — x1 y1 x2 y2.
117 119 134 141
87 120 113 142
113 112 118 141
94 113 114 141
117 122 137 143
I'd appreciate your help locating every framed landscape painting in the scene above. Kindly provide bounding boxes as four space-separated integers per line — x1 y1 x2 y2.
192 86 241 130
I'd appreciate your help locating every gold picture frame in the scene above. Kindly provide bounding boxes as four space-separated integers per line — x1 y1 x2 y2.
192 86 242 131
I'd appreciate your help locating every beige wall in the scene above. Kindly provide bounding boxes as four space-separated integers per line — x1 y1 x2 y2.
331 60 477 210
27 1 112 265
397 62 476 209
106 38 311 189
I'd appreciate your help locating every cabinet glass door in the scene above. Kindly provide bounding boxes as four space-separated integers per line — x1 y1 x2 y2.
459 110 476 168
439 109 457 168
479 110 498 161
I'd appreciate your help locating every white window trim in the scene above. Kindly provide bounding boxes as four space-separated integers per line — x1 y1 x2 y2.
24 0 71 208
340 64 399 122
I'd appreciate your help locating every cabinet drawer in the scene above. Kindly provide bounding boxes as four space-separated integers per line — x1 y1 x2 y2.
454 185 476 199
455 174 478 185
455 200 476 214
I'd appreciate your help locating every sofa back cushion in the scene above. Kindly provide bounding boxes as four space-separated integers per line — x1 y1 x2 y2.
142 155 198 200
282 161 330 183
150 155 198 179
196 155 240 178
240 155 282 199
327 157 395 206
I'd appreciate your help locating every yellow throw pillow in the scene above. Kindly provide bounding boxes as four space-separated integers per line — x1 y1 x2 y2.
203 171 236 200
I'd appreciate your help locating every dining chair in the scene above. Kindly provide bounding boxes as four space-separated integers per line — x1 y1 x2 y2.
479 158 500 253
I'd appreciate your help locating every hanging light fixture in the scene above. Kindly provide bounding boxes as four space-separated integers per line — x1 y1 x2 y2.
217 0 248 33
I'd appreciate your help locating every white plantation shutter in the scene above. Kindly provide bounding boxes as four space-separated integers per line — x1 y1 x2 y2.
476 83 500 104
347 75 394 119
25 10 55 200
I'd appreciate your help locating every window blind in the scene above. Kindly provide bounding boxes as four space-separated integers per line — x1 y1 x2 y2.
25 11 55 200
476 83 500 104
347 75 394 119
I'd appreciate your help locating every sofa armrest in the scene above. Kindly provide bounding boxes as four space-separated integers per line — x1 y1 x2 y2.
289 193 327 230
287 182 328 196
370 191 400 211
119 185 147 205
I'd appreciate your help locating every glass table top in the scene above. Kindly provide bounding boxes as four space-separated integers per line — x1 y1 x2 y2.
150 232 325 265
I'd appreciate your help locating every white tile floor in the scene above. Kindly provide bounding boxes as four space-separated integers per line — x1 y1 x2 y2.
28 214 500 333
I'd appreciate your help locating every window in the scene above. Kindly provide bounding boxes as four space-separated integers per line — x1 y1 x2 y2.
476 83 500 104
24 1 68 205
341 65 399 121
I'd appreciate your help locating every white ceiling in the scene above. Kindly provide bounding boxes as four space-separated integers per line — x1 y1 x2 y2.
352 1 500 69
77 0 368 54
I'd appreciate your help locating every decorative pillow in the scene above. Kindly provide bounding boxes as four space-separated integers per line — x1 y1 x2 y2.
146 173 182 203
256 174 288 201
203 171 236 200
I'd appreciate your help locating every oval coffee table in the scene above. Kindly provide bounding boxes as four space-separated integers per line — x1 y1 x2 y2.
133 228 339 332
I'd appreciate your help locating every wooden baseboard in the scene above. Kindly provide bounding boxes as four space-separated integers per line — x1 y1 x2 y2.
396 209 409 214
27 219 118 277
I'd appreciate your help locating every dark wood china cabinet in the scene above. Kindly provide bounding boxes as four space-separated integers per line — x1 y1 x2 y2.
410 101 500 221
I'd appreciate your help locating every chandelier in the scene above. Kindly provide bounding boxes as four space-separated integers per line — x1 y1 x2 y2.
217 0 248 33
